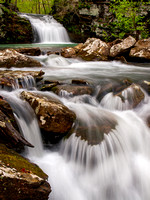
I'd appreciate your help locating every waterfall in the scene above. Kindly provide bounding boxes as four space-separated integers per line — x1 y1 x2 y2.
20 14 70 43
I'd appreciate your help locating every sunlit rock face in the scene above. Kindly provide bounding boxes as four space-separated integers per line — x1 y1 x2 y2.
20 91 76 143
0 49 42 68
129 39 150 61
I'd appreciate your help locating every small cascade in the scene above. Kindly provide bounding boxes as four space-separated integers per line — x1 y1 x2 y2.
0 90 43 157
20 14 70 43
12 75 36 90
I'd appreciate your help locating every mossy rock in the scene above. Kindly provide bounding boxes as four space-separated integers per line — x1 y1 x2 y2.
0 144 47 179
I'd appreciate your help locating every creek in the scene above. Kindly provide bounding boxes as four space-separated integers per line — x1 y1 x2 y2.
1 14 150 200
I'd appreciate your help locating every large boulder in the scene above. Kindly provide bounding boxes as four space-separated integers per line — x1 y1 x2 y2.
110 36 136 57
77 38 110 61
0 49 42 68
0 144 51 200
20 91 76 143
129 39 150 61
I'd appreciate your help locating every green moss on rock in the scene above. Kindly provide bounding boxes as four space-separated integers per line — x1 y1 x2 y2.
0 144 47 179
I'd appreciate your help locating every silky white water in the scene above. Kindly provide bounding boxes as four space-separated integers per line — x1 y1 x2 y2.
20 14 70 43
1 49 150 199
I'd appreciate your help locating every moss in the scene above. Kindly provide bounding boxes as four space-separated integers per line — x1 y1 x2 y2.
0 144 48 180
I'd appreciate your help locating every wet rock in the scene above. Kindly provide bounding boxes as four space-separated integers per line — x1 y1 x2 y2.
15 47 41 56
68 110 118 146
139 80 150 94
110 36 136 57
147 116 150 128
61 47 77 58
47 51 59 56
0 70 44 89
20 91 76 142
72 79 89 85
78 38 110 61
134 38 150 48
52 84 94 96
40 83 58 91
0 49 42 68
115 83 145 108
97 79 132 102
0 144 51 200
0 109 33 148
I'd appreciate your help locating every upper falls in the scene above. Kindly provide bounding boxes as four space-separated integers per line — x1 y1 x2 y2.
20 14 71 43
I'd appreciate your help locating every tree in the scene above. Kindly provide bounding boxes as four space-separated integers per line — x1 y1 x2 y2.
109 0 149 40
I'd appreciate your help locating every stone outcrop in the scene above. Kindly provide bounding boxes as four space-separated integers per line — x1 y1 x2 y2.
0 144 51 200
110 36 136 57
129 38 150 61
0 49 42 68
0 4 33 44
20 91 76 143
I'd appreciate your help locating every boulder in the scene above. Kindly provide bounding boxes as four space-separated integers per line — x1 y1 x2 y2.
0 144 51 200
129 47 150 61
114 83 145 109
15 47 41 56
61 47 77 58
0 49 42 68
52 84 94 96
20 91 76 142
0 70 44 89
67 109 118 145
134 38 150 48
78 38 110 61
110 36 136 57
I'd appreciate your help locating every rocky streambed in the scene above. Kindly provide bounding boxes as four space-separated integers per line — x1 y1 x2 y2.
0 39 150 199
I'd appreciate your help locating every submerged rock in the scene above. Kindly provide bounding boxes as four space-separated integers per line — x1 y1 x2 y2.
0 144 51 200
114 83 145 109
0 49 42 68
110 36 136 57
52 84 94 96
20 91 76 143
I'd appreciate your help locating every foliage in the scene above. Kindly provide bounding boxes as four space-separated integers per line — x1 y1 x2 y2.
109 0 149 40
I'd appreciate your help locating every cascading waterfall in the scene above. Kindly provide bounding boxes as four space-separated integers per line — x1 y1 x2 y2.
20 14 70 43
1 52 150 200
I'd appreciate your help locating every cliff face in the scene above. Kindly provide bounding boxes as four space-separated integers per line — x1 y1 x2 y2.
0 4 33 44
52 0 150 43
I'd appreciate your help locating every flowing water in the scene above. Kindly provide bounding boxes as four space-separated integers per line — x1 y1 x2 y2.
1 14 150 200
1 54 150 200
20 14 70 43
